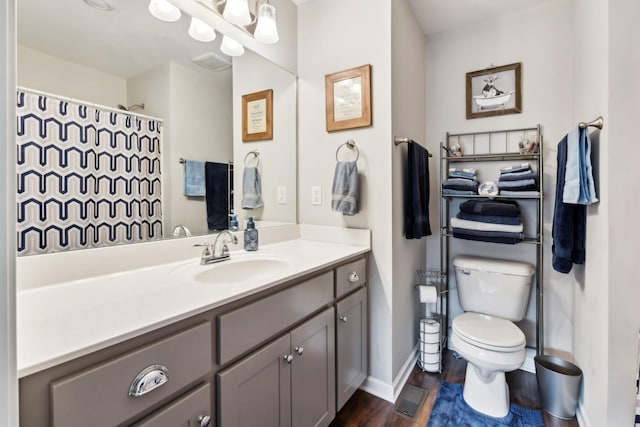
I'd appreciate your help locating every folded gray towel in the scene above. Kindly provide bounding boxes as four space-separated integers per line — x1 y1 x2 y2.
241 166 264 209
331 161 359 216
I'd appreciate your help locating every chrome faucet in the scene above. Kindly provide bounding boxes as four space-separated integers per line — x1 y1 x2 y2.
172 225 192 238
195 231 238 265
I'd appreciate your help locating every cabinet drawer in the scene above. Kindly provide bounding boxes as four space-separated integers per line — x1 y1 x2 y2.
218 271 333 365
335 258 366 298
51 322 212 427
131 383 211 427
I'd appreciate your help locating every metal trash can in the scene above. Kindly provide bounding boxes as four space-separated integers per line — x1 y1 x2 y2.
534 355 583 420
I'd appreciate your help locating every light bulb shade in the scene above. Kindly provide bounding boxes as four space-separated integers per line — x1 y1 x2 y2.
254 3 279 44
223 0 251 26
220 35 245 56
148 0 181 22
189 17 216 42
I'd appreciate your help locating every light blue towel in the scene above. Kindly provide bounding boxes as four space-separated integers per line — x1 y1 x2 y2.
184 160 205 196
241 166 264 209
563 126 598 205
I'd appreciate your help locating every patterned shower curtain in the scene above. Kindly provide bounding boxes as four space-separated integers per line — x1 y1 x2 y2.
16 90 163 256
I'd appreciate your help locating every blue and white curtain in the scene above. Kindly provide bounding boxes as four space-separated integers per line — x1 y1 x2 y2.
16 90 163 256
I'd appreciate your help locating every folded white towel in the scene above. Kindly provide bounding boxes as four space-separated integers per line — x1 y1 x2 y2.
451 217 523 233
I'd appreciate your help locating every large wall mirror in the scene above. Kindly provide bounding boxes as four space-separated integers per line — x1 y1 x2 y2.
16 0 297 256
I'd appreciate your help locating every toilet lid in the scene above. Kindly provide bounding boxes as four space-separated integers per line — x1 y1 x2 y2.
453 312 525 351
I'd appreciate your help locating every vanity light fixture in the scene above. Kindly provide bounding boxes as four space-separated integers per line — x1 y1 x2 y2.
220 34 245 56
188 17 217 42
253 1 279 44
222 0 251 26
148 0 182 22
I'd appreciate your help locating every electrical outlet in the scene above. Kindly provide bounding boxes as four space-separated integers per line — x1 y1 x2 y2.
277 186 287 204
311 186 322 205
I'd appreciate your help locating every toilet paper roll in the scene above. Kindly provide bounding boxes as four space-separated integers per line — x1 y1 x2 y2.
418 285 438 303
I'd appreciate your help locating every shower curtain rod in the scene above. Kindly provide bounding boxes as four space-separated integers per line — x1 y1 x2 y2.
17 86 164 122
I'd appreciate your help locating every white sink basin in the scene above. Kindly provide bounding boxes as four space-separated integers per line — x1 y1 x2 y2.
170 254 292 284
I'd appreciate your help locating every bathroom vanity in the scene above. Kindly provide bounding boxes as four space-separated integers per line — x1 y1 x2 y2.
17 233 370 427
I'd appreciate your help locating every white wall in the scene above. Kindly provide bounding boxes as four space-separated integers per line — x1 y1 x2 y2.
298 0 395 393
606 2 640 424
390 0 428 380
571 1 609 425
232 50 297 227
17 46 126 107
1 1 17 425
425 0 575 355
168 62 233 236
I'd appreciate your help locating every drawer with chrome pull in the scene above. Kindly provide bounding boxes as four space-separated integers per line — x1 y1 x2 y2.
335 258 367 298
50 322 212 427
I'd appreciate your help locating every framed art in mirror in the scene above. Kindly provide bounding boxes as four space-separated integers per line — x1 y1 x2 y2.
242 89 273 142
466 62 522 119
325 64 371 132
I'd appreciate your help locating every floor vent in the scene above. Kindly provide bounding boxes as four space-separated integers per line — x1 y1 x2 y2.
394 384 428 419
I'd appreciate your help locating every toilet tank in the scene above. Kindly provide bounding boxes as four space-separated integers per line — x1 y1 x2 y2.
453 255 535 321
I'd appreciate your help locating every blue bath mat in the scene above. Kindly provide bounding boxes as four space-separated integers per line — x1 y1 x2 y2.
426 382 544 427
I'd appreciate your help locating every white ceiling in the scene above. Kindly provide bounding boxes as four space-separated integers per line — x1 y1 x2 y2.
408 0 554 36
18 0 553 79
17 0 230 79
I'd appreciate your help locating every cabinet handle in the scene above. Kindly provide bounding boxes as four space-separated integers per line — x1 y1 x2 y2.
198 415 212 427
295 346 304 355
128 364 169 397
348 271 359 283
283 354 293 363
339 316 348 323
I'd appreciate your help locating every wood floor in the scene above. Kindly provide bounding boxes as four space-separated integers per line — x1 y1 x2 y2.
330 351 579 427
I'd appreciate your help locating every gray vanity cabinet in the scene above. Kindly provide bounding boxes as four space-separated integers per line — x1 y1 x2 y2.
131 383 212 427
217 307 336 427
335 286 368 411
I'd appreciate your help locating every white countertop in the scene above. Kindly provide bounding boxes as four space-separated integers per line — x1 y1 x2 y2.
17 237 369 378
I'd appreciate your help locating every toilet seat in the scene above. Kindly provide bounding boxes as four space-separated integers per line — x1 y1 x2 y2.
453 312 525 352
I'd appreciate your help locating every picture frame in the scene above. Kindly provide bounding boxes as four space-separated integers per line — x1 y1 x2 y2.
466 62 522 119
325 64 372 132
242 89 273 142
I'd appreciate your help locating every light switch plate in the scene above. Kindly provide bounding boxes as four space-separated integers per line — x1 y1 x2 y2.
277 186 286 204
311 186 322 205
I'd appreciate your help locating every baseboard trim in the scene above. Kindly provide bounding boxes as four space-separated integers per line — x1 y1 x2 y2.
360 344 419 403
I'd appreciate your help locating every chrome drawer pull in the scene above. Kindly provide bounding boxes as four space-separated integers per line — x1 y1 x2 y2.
348 271 359 282
198 415 212 427
283 354 293 363
339 316 348 323
295 346 304 355
128 364 169 397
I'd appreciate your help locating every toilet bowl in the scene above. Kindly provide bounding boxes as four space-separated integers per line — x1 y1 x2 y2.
452 312 526 417
452 256 534 418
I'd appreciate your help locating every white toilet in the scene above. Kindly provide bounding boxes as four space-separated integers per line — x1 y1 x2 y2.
451 255 535 418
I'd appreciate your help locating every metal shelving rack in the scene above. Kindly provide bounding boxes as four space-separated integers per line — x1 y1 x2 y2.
440 125 544 355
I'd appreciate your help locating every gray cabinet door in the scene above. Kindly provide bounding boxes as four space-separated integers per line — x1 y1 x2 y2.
290 307 335 427
335 287 368 410
217 334 292 427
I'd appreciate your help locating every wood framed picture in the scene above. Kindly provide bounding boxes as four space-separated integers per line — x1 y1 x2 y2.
242 89 273 142
466 62 522 119
325 64 372 132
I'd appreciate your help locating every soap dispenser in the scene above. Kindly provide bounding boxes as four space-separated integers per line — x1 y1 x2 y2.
244 216 258 251
229 214 238 231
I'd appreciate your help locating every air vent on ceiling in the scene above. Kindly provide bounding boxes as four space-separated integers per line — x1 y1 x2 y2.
192 52 232 72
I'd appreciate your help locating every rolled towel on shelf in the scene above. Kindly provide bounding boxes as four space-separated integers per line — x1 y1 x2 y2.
331 161 359 216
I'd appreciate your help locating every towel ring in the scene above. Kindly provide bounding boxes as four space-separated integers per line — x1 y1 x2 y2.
244 150 260 167
335 140 360 162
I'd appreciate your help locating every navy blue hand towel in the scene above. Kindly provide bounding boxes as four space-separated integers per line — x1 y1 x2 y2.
205 161 229 231
404 141 432 239
552 135 586 273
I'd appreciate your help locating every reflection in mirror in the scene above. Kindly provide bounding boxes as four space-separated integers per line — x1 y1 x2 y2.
16 0 296 256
